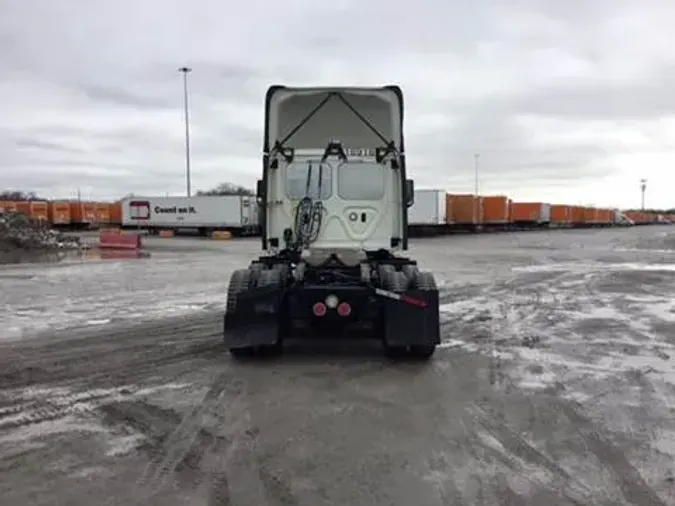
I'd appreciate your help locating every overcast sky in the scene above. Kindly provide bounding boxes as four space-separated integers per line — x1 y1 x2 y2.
1 0 674 209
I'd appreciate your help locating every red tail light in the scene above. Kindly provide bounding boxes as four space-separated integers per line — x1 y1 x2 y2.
312 302 327 317
337 302 352 317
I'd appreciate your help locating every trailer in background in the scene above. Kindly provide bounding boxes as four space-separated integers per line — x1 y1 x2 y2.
447 194 483 232
49 202 71 226
95 203 111 225
510 202 551 229
69 202 97 229
15 201 49 223
408 189 448 236
120 195 260 236
482 196 511 230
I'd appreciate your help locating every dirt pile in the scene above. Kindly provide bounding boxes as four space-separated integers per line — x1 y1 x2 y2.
0 211 88 252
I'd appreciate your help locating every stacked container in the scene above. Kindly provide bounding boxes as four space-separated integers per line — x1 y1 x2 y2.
447 194 483 225
0 201 18 213
15 201 49 222
583 207 598 226
49 202 71 225
110 202 123 225
70 202 97 225
482 196 511 225
95 203 111 224
570 206 585 226
550 205 571 226
510 202 551 224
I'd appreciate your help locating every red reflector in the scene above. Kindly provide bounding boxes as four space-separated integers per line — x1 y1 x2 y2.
337 302 352 317
312 302 327 316
401 295 427 308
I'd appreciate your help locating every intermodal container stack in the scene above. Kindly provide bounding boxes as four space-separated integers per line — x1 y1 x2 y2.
0 201 18 213
510 202 551 225
482 196 511 226
95 203 111 224
15 201 48 222
597 208 612 226
447 194 483 226
70 202 97 226
550 205 571 227
570 206 585 226
583 206 598 226
110 202 123 225
49 202 71 225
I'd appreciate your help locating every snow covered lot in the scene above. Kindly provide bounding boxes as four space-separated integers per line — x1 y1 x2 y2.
0 226 674 505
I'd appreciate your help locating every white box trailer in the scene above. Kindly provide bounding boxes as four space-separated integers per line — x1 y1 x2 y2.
408 189 447 225
121 195 259 235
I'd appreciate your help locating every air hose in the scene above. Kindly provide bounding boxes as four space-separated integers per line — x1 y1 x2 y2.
293 161 324 249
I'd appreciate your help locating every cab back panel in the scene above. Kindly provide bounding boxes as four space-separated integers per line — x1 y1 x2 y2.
270 162 400 250
264 86 406 250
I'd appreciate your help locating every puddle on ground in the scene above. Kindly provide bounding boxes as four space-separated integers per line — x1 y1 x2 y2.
0 249 150 265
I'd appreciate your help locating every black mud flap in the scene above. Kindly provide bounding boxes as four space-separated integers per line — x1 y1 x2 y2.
223 287 283 348
381 289 440 347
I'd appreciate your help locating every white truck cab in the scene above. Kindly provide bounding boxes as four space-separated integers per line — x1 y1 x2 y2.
258 86 414 255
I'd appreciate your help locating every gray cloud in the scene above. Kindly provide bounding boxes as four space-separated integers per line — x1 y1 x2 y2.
82 85 175 110
0 0 674 207
13 137 86 155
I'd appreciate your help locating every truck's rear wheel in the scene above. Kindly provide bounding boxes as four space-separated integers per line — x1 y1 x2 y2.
225 269 257 358
407 270 438 360
381 269 410 358
253 268 284 357
248 262 265 288
408 344 436 359
402 264 419 282
381 269 438 361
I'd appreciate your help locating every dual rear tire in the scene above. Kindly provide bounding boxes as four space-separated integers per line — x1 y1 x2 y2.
225 265 286 360
225 262 438 361
379 266 438 361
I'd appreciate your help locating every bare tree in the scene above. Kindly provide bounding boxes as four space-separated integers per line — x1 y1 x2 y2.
0 190 42 201
196 182 254 196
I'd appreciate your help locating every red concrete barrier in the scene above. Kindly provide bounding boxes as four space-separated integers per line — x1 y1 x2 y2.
99 231 142 250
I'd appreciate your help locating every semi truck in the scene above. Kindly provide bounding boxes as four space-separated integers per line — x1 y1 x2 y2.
222 85 441 359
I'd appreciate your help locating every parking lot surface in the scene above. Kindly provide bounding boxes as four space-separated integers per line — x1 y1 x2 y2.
0 227 674 505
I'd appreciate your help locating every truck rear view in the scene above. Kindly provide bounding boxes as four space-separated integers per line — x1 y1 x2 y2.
223 85 441 360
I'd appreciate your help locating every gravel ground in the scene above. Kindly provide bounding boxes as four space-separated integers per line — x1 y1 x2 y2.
0 226 674 505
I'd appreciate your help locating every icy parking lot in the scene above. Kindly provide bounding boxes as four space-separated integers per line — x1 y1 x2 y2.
0 226 675 505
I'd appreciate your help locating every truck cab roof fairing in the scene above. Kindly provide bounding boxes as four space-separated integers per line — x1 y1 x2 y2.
264 86 404 152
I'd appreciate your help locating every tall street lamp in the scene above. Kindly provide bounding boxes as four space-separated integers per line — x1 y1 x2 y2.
178 66 192 197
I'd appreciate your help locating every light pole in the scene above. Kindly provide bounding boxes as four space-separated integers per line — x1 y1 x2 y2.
474 153 480 195
178 66 192 197
640 178 647 211
474 153 480 224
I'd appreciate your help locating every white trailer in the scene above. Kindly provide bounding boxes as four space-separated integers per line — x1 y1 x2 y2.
408 189 446 225
121 195 260 235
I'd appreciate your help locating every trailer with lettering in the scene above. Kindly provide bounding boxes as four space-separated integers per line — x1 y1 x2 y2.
120 195 259 236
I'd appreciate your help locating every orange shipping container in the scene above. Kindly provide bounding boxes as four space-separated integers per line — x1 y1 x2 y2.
0 201 19 213
583 207 598 224
15 201 49 222
570 206 585 224
596 209 612 224
95 203 111 224
447 194 483 224
70 202 97 224
511 202 550 223
550 205 571 224
49 201 71 225
482 195 511 224
110 202 123 224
